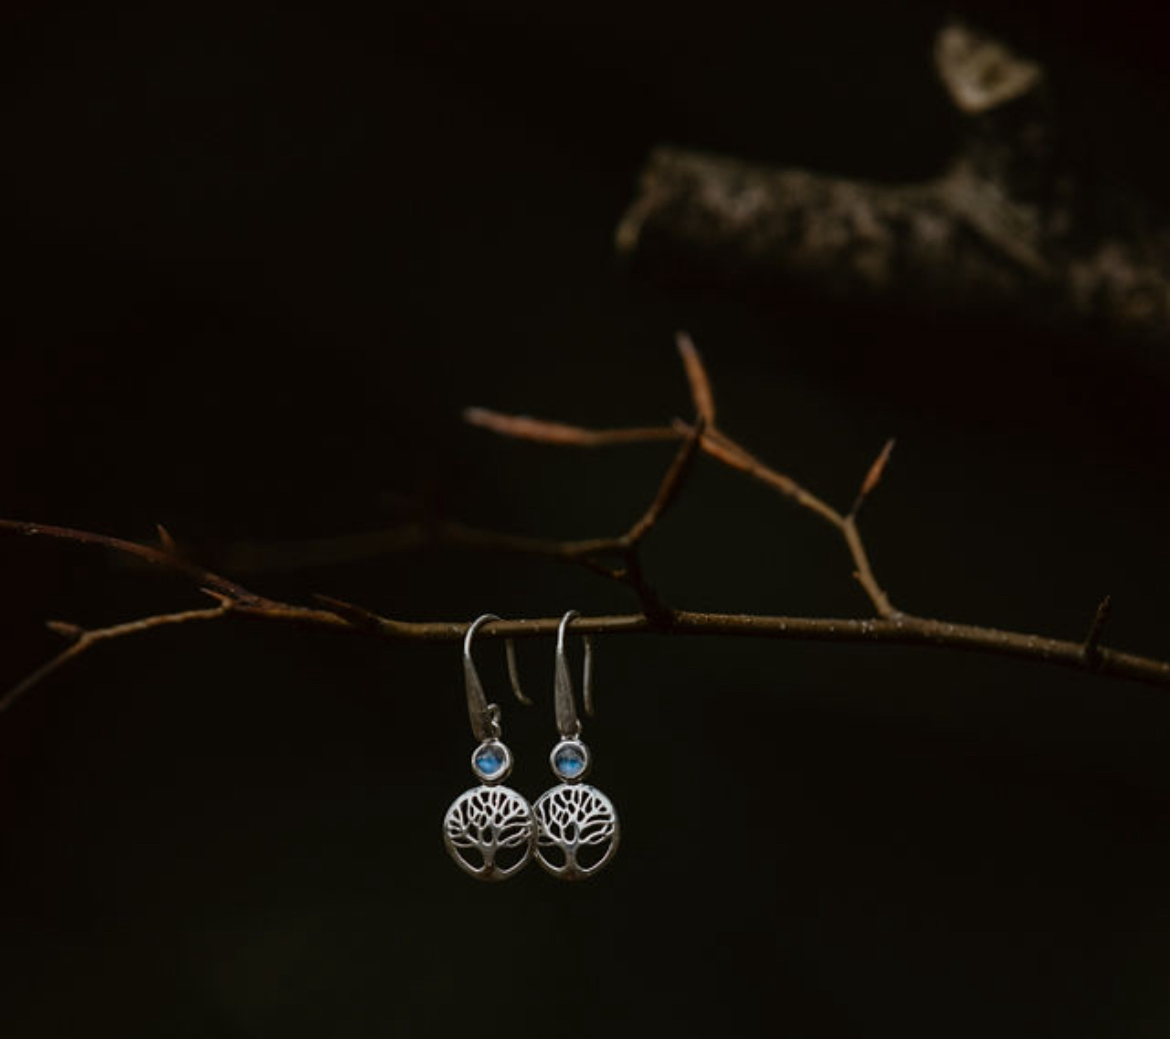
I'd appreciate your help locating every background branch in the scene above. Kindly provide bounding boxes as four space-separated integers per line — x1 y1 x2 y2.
615 22 1170 342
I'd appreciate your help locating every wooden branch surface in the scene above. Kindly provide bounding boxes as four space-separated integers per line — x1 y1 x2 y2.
2 335 1167 708
615 24 1170 341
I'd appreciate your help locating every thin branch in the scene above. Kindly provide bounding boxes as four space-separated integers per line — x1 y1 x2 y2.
850 438 897 518
467 345 898 616
0 605 231 714
2 532 1169 699
840 515 899 619
0 519 266 605
2 341 1167 705
461 408 675 446
1083 595 1113 668
625 418 705 546
676 330 716 424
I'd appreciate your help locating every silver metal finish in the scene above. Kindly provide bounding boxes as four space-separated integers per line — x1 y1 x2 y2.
471 738 513 784
463 613 527 741
535 610 619 880
444 784 537 881
553 610 595 737
534 783 619 880
444 614 535 881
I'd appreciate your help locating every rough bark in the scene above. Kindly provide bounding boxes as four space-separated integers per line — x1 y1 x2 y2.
616 23 1170 342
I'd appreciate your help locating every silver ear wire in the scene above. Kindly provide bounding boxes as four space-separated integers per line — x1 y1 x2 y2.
463 613 527 742
554 610 595 738
445 613 537 882
535 610 618 880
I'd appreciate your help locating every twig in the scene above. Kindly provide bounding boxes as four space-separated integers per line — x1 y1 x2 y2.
466 346 897 616
0 519 266 606
625 418 704 546
1083 595 1113 668
675 330 716 424
850 439 897 518
462 409 675 447
0 605 231 714
1 342 1167 704
2 529 1168 698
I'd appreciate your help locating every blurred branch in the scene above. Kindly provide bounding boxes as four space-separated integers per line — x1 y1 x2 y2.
2 336 1168 705
616 22 1170 341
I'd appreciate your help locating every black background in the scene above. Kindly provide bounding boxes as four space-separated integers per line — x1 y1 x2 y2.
0 4 1167 1037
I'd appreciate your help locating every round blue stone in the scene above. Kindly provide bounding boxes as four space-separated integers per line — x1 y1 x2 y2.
474 744 505 776
553 741 588 779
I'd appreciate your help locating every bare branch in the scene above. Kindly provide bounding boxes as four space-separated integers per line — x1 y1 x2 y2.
462 408 675 447
625 418 705 546
1083 595 1113 667
1 605 232 714
850 438 897 518
675 330 716 424
1 343 1166 707
0 519 265 606
156 524 179 555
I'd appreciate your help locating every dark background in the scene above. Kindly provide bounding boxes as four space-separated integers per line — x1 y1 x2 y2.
0 4 1167 1037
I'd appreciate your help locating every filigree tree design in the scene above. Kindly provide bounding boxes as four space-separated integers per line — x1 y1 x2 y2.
534 785 619 880
443 786 535 881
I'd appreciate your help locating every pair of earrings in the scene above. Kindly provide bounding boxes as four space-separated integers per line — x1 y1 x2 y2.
442 611 620 882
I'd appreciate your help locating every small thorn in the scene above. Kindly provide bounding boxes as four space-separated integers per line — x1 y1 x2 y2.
46 620 85 641
312 593 382 631
851 438 896 516
676 330 716 424
156 523 178 554
1083 595 1113 666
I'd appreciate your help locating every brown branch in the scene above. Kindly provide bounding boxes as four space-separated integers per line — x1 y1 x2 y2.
461 408 675 447
2 340 1167 704
0 519 267 606
625 418 704 546
676 330 716 424
2 529 1169 702
850 438 897 518
1083 595 1113 668
0 605 231 714
615 24 1170 342
466 345 897 616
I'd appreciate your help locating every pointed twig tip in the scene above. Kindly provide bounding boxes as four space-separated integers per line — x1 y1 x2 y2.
852 437 897 516
46 620 85 641
1083 595 1113 666
675 331 716 424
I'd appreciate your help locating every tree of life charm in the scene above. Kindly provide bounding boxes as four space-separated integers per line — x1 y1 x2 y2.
443 738 537 882
533 738 620 880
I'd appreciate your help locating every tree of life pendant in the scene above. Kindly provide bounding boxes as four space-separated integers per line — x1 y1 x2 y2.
533 738 619 880
443 738 537 881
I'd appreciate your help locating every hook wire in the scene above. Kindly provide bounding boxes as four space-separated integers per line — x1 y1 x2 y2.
554 610 596 738
463 614 527 742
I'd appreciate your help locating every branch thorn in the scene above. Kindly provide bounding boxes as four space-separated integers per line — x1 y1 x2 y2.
851 438 896 517
1083 595 1112 667
675 330 716 424
46 620 85 642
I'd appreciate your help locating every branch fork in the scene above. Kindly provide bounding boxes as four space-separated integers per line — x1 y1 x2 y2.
2 336 1168 711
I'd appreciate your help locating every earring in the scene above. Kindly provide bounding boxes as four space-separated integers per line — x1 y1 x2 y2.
533 610 620 880
442 614 537 881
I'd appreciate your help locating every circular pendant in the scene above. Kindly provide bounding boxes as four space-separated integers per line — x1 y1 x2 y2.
443 785 537 881
533 783 620 880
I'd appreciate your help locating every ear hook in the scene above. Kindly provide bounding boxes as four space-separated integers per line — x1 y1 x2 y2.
554 610 596 739
463 614 528 742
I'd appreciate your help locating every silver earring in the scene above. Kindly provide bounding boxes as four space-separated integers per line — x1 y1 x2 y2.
533 610 620 880
442 614 537 881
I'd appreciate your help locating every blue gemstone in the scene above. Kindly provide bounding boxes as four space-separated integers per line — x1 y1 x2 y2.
553 743 587 778
475 746 504 775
